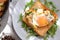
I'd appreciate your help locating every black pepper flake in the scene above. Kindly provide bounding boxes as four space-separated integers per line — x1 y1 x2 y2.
2 35 15 40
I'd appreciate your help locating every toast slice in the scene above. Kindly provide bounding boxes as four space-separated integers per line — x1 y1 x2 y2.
23 1 58 36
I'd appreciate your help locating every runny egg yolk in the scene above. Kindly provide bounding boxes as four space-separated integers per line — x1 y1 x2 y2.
32 8 54 27
36 15 49 27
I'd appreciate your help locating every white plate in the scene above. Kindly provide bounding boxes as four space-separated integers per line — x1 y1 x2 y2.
12 0 60 40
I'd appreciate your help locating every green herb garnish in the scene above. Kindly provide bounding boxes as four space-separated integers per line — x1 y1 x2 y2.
44 34 49 40
24 0 34 10
19 0 58 40
19 0 37 36
19 13 37 36
18 13 23 22
48 22 58 37
44 0 58 40
44 22 58 40
22 22 29 31
44 0 59 12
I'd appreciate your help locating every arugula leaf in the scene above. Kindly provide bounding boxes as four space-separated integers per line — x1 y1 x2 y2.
19 13 37 37
29 29 37 36
44 22 58 40
22 21 37 36
54 9 59 13
19 13 23 21
44 0 50 8
22 22 29 31
44 34 49 40
44 1 58 40
44 0 59 12
49 2 56 9
24 0 34 10
48 23 58 37
48 1 57 12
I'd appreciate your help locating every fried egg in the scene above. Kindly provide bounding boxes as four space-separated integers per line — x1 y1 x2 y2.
32 8 54 27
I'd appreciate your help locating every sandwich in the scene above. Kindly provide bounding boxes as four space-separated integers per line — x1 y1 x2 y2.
22 1 58 36
0 0 8 17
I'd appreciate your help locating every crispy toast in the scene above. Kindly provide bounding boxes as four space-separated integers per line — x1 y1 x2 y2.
23 1 58 36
